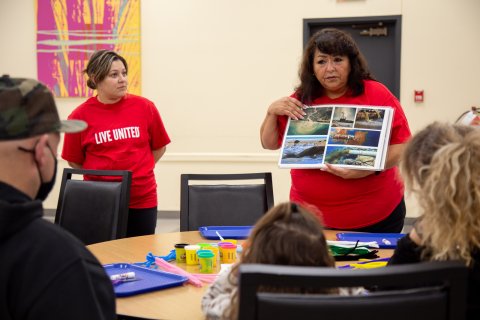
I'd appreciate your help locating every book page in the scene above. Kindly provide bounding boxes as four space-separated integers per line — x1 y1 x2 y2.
278 104 393 170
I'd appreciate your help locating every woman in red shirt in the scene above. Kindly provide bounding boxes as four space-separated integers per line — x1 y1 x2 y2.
62 50 170 237
260 28 411 232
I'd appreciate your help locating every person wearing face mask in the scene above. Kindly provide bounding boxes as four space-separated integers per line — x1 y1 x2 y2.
261 28 411 232
0 75 116 320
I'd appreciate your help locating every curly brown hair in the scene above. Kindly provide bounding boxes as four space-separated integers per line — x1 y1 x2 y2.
401 122 480 266
296 28 374 104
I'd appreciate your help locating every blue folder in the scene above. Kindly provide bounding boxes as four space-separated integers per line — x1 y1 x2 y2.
104 263 188 297
336 232 406 249
199 226 253 240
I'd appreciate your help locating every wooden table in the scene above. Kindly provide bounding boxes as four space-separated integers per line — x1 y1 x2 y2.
87 230 393 320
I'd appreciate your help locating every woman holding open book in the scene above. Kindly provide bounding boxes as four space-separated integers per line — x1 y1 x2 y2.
260 28 411 232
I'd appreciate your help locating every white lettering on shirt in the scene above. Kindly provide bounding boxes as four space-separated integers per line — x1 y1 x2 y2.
94 130 113 144
95 126 140 144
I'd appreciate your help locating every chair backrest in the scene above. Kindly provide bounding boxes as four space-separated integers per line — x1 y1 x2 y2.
55 168 131 245
238 262 467 320
180 173 274 231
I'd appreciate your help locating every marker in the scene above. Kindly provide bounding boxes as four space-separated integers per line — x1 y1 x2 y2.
110 272 135 281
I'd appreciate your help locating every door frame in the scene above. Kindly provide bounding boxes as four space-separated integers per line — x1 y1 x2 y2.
303 15 402 98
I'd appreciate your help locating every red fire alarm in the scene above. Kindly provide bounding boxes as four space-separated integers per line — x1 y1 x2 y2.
414 90 424 102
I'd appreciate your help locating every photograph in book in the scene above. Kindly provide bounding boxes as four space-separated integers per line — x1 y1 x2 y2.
354 108 386 130
286 107 333 136
281 136 327 165
331 106 356 128
278 104 393 170
324 146 378 167
328 128 381 147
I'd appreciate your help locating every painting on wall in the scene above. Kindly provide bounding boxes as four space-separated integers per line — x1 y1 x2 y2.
36 0 141 97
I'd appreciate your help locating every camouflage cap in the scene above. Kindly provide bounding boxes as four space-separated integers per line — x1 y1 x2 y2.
0 75 87 140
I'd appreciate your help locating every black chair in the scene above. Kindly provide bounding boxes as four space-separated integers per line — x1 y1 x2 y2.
180 173 274 231
55 168 131 245
238 262 467 320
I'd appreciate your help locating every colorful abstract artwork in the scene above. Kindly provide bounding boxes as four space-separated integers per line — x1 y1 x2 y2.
36 0 141 97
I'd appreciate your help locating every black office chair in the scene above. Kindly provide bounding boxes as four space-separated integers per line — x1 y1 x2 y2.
55 168 131 245
238 262 467 320
180 173 274 231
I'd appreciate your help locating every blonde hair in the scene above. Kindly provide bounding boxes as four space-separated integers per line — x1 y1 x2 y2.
401 122 480 265
225 202 335 319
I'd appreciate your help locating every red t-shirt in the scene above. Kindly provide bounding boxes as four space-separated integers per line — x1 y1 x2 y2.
61 94 170 208
277 80 411 229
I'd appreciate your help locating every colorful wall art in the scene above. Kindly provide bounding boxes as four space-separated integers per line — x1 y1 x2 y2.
36 0 140 97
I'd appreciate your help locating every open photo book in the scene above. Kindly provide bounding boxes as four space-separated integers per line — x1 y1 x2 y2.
278 104 394 170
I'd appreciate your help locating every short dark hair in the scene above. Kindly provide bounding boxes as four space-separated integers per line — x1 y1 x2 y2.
296 28 374 104
84 50 128 89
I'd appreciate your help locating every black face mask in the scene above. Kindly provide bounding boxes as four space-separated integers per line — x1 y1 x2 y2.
18 142 57 201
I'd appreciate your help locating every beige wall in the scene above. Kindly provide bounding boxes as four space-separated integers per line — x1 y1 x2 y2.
1 0 479 217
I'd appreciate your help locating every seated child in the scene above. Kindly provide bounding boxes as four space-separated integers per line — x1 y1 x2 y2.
202 201 359 320
388 122 480 319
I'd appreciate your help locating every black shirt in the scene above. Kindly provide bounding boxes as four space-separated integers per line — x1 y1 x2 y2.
0 182 116 320
389 234 480 320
